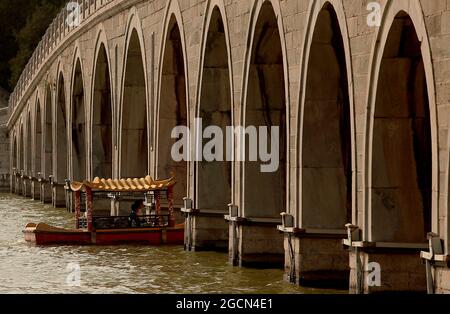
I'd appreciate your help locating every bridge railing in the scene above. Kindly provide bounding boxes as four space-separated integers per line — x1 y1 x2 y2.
8 0 114 117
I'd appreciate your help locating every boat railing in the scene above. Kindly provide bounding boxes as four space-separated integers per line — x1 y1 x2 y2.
78 216 88 229
91 215 171 230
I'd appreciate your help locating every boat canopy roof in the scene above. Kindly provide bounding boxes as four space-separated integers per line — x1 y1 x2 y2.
70 174 176 193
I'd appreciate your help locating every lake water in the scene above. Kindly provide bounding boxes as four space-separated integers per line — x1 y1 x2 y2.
0 193 341 294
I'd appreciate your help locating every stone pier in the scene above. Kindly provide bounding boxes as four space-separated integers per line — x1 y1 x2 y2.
283 233 349 288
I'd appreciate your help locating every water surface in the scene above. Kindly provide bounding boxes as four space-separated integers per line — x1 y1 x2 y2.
0 193 340 294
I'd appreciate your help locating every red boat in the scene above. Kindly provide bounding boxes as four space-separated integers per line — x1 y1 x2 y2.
23 175 184 246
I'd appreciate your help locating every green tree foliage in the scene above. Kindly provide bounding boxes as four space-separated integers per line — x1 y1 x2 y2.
0 0 66 92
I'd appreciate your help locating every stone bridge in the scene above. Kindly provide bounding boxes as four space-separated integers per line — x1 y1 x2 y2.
6 0 450 293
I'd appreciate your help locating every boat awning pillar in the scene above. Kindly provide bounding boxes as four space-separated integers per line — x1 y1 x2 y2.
155 190 161 216
86 186 94 232
168 185 175 227
74 190 81 229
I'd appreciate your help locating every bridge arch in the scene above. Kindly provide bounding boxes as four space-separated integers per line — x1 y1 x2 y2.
240 0 289 218
19 124 24 175
297 0 355 229
364 0 438 244
119 8 149 179
12 134 17 172
44 83 53 178
194 1 234 214
91 27 113 180
26 109 32 176
11 130 17 191
156 0 189 205
70 47 88 182
35 95 42 177
55 68 68 184
16 125 20 172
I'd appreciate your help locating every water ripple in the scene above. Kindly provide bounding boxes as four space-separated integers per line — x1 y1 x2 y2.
0 193 340 294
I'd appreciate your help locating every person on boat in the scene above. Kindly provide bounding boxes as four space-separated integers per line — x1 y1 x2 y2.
128 200 145 228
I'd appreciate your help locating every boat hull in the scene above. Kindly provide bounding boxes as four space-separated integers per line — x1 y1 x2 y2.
23 223 184 246
94 227 184 245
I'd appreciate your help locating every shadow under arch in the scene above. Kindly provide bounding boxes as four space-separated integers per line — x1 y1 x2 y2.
71 57 87 182
156 13 188 206
26 111 32 176
92 41 113 179
243 0 287 220
35 98 42 177
56 72 68 185
361 2 437 292
120 28 148 179
44 84 53 179
291 1 355 288
370 11 432 244
191 3 234 251
233 0 289 267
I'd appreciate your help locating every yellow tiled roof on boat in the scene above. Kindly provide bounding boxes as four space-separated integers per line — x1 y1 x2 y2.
70 174 176 192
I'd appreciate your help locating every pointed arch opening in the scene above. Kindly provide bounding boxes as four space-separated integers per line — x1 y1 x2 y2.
26 112 32 175
92 43 113 179
11 134 17 191
158 15 187 204
301 4 352 229
56 74 68 183
45 85 53 178
71 59 86 181
244 2 287 218
121 29 148 178
12 135 17 171
19 128 24 173
196 7 232 213
35 101 42 176
371 12 432 244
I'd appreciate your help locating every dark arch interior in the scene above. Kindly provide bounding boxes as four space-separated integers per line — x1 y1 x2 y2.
20 130 24 172
45 86 53 178
244 2 286 218
12 136 17 170
92 43 112 179
197 7 232 212
56 74 68 183
121 29 148 178
302 5 352 229
26 113 32 175
158 16 187 205
72 59 86 181
372 13 432 243
35 102 42 176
